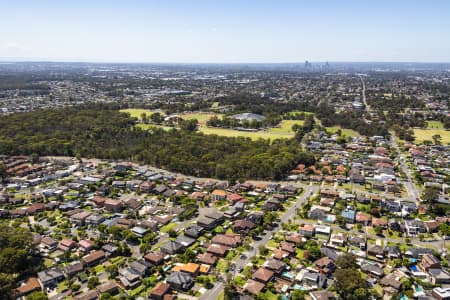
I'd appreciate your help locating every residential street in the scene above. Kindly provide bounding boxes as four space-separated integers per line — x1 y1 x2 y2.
199 282 224 300
202 184 319 299
391 135 421 204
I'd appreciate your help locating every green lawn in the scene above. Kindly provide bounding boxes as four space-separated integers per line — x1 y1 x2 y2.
120 108 156 119
261 291 279 300
216 259 229 272
127 109 326 141
268 120 304 135
199 126 294 140
296 249 305 260
124 108 319 140
266 240 279 249
110 256 126 264
129 285 146 297
160 222 177 233
180 112 223 124
44 258 54 268
136 124 174 131
234 276 246 287
57 281 68 292
285 111 315 117
413 128 450 144
93 264 105 274
326 126 360 137
427 120 444 129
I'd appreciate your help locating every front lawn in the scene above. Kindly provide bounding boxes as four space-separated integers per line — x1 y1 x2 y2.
160 222 177 233
216 259 229 273
234 276 246 287
266 240 279 249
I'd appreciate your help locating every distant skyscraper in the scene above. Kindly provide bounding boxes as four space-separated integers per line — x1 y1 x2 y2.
304 60 311 68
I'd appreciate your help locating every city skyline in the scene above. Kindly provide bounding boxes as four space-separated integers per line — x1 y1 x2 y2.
1 0 450 63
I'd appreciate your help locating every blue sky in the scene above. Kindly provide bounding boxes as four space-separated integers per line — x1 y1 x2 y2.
1 0 449 62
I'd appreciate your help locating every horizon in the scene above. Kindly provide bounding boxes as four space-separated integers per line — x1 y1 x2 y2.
1 0 450 63
2 59 450 65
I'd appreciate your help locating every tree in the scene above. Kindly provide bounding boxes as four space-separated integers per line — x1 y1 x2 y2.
99 293 112 300
259 246 269 256
263 212 277 227
180 248 196 263
87 276 100 289
0 162 6 182
150 112 163 124
291 290 307 300
30 153 40 164
422 187 440 210
439 223 450 237
106 264 118 279
0 273 14 300
356 223 363 231
180 119 198 131
336 215 346 227
432 134 442 145
168 229 177 238
0 225 38 274
334 268 368 300
335 253 357 270
223 271 237 300
26 291 48 300
374 225 383 236
0 106 316 181
140 112 148 124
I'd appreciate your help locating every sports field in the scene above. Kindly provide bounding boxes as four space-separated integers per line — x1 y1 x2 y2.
414 128 450 144
426 121 444 129
198 119 305 140
124 109 312 140
120 108 156 119
179 112 223 124
326 126 360 137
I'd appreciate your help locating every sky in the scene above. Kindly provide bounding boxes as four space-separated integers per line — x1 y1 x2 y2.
1 0 450 63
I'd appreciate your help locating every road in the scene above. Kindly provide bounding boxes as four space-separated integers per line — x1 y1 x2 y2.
199 282 224 300
233 184 319 274
390 135 421 204
358 74 368 111
203 183 317 299
291 217 445 250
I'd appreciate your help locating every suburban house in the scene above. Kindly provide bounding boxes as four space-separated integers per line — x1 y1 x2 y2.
149 282 171 300
211 234 241 247
103 199 123 212
244 279 265 295
166 272 194 291
37 268 65 288
210 189 227 201
420 254 441 271
160 241 185 255
252 267 275 284
82 250 106 267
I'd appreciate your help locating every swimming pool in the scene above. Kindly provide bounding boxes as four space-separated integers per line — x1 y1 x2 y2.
293 284 307 290
281 271 294 279
410 265 419 272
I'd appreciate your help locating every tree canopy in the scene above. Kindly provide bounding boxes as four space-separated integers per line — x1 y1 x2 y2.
0 225 40 299
0 105 315 180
